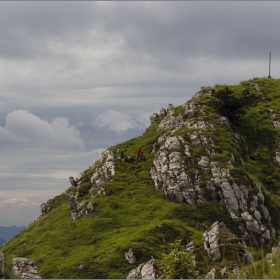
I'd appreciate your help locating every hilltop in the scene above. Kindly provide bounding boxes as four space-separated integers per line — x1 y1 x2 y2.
2 77 280 278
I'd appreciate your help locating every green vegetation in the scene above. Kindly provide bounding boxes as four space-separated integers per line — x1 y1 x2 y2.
209 86 259 124
2 77 280 278
158 239 198 279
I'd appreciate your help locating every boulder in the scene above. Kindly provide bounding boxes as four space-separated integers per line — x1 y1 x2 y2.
62 193 94 220
39 200 51 216
12 257 41 279
203 222 224 261
150 113 159 124
126 258 156 279
159 108 167 118
205 268 216 279
125 248 136 265
69 176 78 187
220 267 228 278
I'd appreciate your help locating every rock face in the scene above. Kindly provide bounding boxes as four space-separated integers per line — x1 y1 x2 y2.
203 221 253 264
126 258 156 279
40 200 51 216
0 252 4 278
63 150 114 220
12 258 41 279
150 135 204 204
89 150 115 198
150 90 275 247
62 193 94 221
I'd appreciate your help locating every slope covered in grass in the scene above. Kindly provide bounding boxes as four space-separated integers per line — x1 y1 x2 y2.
2 77 280 279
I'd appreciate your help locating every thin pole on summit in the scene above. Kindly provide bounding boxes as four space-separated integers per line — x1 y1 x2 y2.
268 51 271 78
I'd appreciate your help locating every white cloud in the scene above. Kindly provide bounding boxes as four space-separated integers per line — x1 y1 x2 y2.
0 110 85 150
0 198 41 226
93 110 147 134
1 198 40 207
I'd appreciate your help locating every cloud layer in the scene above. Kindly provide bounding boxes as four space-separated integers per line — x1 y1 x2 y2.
0 1 280 226
93 109 149 134
0 110 84 149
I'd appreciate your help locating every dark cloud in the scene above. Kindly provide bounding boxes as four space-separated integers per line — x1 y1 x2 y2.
0 1 279 225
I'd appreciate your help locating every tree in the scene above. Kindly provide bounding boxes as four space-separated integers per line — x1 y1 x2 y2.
159 239 198 279
210 87 258 123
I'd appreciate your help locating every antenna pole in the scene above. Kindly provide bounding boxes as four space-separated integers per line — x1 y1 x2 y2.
268 51 271 78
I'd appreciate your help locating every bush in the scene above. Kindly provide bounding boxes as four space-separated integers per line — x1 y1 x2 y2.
210 87 258 123
159 239 198 279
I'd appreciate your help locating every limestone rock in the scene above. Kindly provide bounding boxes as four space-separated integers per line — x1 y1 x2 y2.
126 264 143 279
150 113 159 124
12 258 41 279
220 267 228 278
186 241 194 253
159 108 167 118
268 108 280 128
266 242 280 267
203 221 226 261
89 150 115 198
69 176 78 187
125 248 136 265
40 200 51 216
126 258 156 279
205 268 216 279
150 135 203 204
203 221 252 264
62 193 94 220
141 259 156 279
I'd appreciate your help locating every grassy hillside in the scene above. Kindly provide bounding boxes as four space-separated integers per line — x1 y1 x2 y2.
2 77 280 279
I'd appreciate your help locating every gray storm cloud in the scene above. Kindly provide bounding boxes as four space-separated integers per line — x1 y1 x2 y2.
0 1 279 226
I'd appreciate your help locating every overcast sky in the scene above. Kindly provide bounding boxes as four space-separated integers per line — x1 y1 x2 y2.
0 1 279 226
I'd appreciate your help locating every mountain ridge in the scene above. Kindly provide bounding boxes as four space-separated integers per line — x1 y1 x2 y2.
2 77 280 278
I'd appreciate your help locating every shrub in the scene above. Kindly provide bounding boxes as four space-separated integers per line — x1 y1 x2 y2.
210 87 258 123
159 239 198 279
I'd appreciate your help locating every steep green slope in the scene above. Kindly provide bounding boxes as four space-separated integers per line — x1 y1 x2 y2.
2 77 280 279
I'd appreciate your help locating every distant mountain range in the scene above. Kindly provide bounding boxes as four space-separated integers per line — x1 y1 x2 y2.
0 226 25 245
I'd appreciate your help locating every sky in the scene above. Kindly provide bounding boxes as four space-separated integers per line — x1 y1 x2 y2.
0 1 280 226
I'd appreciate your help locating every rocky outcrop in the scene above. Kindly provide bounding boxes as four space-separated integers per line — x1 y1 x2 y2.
203 222 228 261
12 258 41 279
203 221 253 263
69 176 78 187
63 150 114 220
126 258 156 279
268 108 280 128
150 113 159 124
207 161 273 245
89 150 115 198
34 199 52 221
220 267 228 278
149 105 172 125
125 248 136 265
205 268 216 279
62 193 94 220
266 242 280 267
0 252 4 278
40 199 51 216
150 91 275 247
150 135 204 204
